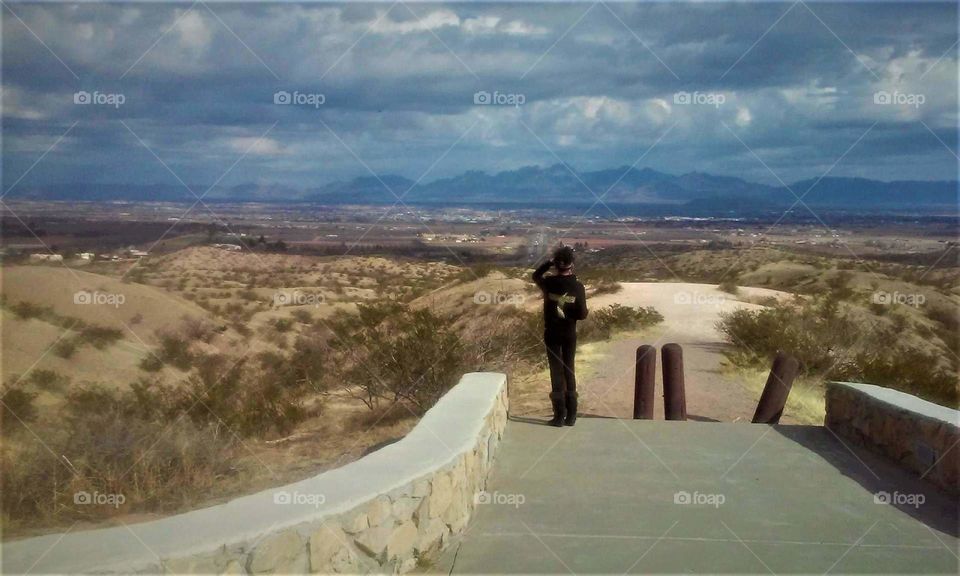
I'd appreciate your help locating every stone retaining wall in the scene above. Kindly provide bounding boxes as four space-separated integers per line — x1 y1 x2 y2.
2 372 509 575
825 381 958 495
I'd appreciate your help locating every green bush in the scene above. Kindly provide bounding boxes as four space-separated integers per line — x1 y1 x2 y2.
327 303 467 413
0 380 38 434
580 304 664 342
717 298 958 407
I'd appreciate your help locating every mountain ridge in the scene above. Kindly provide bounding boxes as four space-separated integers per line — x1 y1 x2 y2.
11 165 957 210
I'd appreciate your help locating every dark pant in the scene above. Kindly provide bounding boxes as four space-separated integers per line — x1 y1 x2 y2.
545 331 578 401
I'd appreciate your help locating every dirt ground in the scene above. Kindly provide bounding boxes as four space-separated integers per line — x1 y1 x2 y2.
512 282 806 425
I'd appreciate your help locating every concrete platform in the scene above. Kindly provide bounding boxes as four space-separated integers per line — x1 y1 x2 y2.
436 418 959 574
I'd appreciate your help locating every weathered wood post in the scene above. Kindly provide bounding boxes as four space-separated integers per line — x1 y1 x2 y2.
633 345 656 419
752 352 799 424
662 343 686 421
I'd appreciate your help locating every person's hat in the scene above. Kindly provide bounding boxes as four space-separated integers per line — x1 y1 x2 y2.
553 245 575 270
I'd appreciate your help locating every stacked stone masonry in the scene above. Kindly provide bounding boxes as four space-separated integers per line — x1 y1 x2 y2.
1 373 509 575
826 381 959 495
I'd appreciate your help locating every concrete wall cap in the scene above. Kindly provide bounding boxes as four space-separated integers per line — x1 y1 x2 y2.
828 381 959 427
2 372 507 574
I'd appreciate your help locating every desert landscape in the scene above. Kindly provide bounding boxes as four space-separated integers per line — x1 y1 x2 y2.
2 202 956 538
2 2 957 573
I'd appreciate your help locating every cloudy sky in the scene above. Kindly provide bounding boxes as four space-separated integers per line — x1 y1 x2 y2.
3 1 958 193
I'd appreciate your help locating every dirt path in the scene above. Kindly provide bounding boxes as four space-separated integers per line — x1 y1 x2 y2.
577 282 798 423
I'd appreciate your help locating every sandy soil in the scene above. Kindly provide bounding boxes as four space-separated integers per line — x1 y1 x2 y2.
576 282 802 424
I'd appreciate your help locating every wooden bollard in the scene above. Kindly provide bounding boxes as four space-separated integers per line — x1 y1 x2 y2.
752 352 799 424
662 343 686 421
633 345 656 419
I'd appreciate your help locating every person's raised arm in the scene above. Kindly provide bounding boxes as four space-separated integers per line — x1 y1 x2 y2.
532 259 552 290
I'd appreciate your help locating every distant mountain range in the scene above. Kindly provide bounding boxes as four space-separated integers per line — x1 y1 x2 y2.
12 165 957 212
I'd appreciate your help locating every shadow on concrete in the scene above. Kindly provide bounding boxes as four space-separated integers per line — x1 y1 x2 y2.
774 425 959 537
509 413 617 427
688 414 721 422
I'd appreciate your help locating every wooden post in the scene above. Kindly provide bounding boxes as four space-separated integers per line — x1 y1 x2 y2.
752 352 799 424
634 345 656 419
662 343 686 421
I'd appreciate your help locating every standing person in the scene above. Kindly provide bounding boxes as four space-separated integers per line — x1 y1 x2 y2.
532 245 588 427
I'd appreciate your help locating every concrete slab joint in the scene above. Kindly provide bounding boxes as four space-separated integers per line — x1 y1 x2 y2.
1 373 509 575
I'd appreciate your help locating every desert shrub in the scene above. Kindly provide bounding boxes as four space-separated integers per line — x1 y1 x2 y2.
52 338 78 359
180 316 217 343
2 383 234 527
139 353 164 372
718 278 739 295
27 369 70 392
76 325 124 349
273 318 294 333
717 298 859 375
465 307 544 370
589 279 622 297
826 271 855 301
579 304 664 342
290 308 313 324
0 380 38 434
157 331 194 370
328 303 467 412
9 300 50 320
718 298 958 407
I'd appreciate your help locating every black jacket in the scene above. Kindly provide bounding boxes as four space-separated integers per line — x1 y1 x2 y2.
533 261 588 336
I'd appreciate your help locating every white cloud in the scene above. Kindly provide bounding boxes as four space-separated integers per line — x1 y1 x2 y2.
735 106 752 127
176 10 212 50
226 136 286 156
371 9 460 35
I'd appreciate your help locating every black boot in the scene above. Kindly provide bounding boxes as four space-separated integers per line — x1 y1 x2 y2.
564 396 578 426
548 398 566 427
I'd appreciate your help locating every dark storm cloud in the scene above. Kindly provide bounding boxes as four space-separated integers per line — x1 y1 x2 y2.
2 1 957 189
